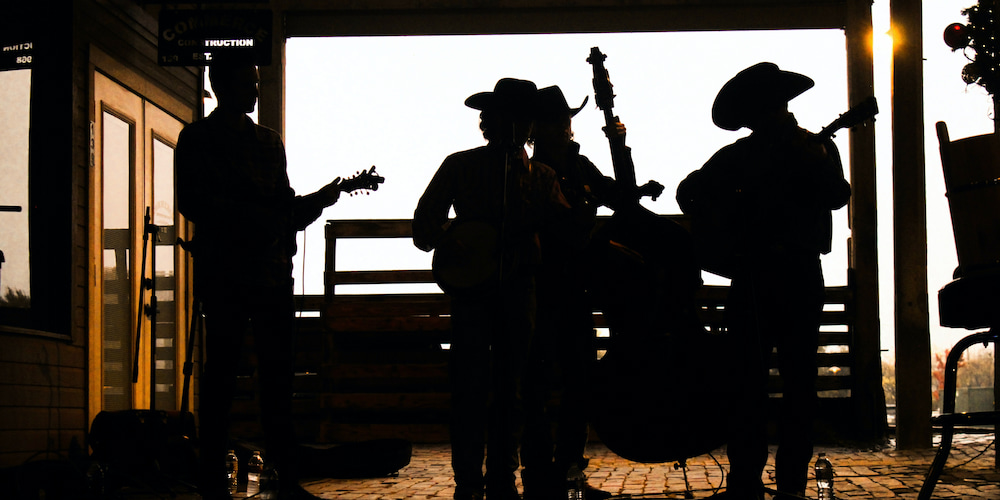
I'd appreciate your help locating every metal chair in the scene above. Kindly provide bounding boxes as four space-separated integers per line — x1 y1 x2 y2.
918 122 1000 500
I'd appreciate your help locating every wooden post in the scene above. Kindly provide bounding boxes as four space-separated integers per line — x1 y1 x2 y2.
891 0 932 450
992 31 999 472
845 0 888 442
258 6 286 137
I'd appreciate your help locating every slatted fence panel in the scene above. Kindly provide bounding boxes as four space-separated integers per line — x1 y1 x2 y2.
317 218 857 443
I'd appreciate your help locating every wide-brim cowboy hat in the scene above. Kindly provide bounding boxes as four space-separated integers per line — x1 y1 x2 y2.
712 62 814 131
536 85 589 120
465 78 539 114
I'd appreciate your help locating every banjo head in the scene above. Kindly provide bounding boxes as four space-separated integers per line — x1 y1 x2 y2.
432 220 500 295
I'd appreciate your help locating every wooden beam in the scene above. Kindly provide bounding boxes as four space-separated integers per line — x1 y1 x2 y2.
281 1 848 37
258 7 286 136
891 0 932 450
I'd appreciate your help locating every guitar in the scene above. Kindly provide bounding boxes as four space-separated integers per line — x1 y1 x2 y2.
337 166 384 195
683 97 879 279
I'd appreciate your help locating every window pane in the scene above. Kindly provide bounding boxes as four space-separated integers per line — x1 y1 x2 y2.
0 69 31 307
152 137 177 410
102 111 133 411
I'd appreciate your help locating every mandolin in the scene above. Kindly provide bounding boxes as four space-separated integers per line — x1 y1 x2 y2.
337 166 385 195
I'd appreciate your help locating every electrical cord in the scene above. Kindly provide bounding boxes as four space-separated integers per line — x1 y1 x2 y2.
708 451 726 496
297 227 307 321
949 437 996 469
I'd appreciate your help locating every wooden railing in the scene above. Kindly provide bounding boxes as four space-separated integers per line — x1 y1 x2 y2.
315 218 858 443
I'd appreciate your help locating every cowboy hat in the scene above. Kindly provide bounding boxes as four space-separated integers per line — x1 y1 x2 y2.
712 62 814 131
535 85 589 120
465 78 538 113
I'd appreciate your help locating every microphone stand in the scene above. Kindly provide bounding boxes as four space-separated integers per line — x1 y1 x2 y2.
133 207 161 411
177 237 202 414
500 131 513 291
499 120 528 291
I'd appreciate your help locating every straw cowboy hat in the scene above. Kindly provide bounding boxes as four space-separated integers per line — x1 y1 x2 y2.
712 62 814 131
535 85 589 120
465 78 539 114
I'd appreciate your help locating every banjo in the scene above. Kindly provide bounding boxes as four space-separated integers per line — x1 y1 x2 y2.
431 219 501 296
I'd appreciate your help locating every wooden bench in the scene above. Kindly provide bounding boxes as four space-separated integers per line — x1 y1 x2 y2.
317 218 858 444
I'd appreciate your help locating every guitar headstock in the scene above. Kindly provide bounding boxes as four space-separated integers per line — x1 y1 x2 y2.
839 96 879 129
820 96 878 139
340 166 385 196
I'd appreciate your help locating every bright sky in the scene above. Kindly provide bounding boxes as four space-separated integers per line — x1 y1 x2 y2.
284 32 851 288
271 0 996 361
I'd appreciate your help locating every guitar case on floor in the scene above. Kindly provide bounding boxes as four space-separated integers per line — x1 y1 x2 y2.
236 439 413 479
298 439 412 479
88 410 198 489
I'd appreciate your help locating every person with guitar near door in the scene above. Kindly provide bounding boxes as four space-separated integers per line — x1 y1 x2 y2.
676 63 853 500
412 78 569 500
520 85 662 500
176 52 382 500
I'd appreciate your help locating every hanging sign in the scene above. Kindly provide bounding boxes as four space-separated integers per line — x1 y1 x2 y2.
158 9 272 67
0 41 32 71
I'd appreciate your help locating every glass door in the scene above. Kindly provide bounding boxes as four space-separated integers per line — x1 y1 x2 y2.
147 101 186 411
90 71 188 418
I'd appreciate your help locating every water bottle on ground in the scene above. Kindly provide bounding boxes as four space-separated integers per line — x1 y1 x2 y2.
226 449 239 495
247 450 265 496
566 463 586 500
86 461 106 498
815 452 834 500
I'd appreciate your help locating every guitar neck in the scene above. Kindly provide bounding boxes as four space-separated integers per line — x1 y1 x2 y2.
818 96 878 140
818 121 843 140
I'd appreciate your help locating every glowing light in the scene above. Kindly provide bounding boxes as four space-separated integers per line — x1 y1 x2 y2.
874 26 895 59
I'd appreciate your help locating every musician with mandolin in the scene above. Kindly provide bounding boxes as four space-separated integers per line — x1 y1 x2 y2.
676 62 860 500
412 78 570 500
176 53 382 500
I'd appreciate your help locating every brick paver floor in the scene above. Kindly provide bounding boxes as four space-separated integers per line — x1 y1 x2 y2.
301 433 997 499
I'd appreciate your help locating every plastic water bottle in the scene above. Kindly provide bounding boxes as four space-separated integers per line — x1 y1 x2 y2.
247 450 265 496
815 452 834 500
226 449 239 495
566 464 586 500
86 461 106 498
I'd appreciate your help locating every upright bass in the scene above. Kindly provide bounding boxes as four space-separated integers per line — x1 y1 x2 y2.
584 47 730 464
